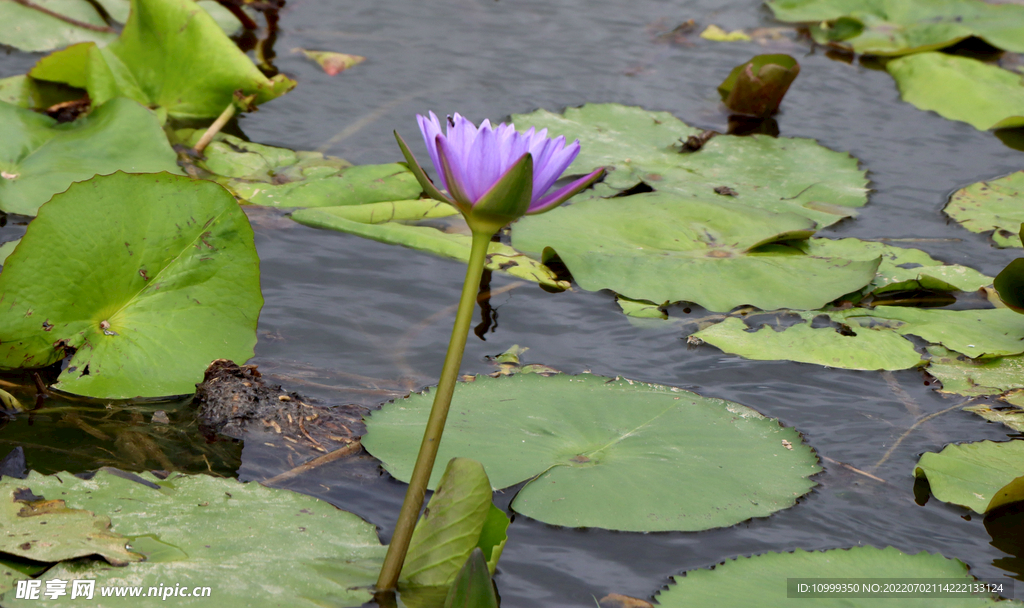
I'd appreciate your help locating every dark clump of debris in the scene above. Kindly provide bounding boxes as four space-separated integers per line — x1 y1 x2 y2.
193 359 364 454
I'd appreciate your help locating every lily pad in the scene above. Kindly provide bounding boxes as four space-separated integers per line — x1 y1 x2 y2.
656 546 1012 607
692 316 923 371
926 346 1024 397
34 0 294 118
512 192 879 312
0 172 262 399
363 373 821 532
0 240 19 266
0 0 116 52
177 130 423 208
0 484 142 565
293 202 569 290
915 440 1024 514
512 103 869 228
887 53 1024 131
963 403 1024 434
767 0 1024 55
615 295 668 319
0 470 387 607
847 307 1024 359
946 171 1024 248
0 97 181 216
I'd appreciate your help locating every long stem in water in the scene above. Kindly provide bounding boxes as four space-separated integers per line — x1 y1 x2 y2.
376 228 494 591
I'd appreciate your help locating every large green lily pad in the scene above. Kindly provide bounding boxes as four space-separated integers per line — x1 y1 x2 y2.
512 192 879 312
0 97 181 216
656 546 1013 607
0 484 142 565
945 171 1024 248
927 346 1024 397
363 373 821 532
32 0 294 118
0 172 262 398
0 75 84 110
887 53 1024 131
915 440 1024 514
293 202 570 290
0 470 387 607
0 0 117 52
175 130 423 208
512 103 869 228
692 316 923 370
767 0 1024 56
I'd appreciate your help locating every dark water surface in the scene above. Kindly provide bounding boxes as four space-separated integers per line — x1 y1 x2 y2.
3 0 1024 605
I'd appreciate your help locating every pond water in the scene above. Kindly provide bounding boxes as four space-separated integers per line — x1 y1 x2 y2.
2 0 1024 605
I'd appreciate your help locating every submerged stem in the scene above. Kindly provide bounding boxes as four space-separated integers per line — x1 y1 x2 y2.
376 228 494 591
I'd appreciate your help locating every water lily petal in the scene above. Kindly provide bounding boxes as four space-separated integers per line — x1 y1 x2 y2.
527 166 605 214
395 130 452 205
436 134 474 210
532 138 580 202
466 121 502 203
417 112 445 189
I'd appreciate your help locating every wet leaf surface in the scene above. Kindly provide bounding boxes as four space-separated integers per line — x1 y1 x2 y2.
656 546 1011 607
887 53 1024 131
0 470 388 607
0 0 116 53
513 103 869 228
0 173 261 398
946 171 1024 248
0 482 143 565
363 372 820 532
0 97 180 216
845 307 1024 359
915 440 1024 514
767 0 1024 55
513 192 878 312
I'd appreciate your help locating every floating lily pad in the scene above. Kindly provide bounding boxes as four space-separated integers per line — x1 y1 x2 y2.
512 192 878 312
0 484 142 565
927 346 1024 397
0 240 19 266
800 238 992 296
946 171 1024 248
0 470 387 607
363 373 820 532
0 97 181 216
615 295 668 319
293 202 569 290
767 0 1024 55
0 0 116 52
0 172 262 398
177 130 422 207
512 103 868 228
887 53 1024 131
847 307 1024 359
964 403 1024 434
656 546 1011 607
915 440 1024 514
692 316 922 371
33 0 294 118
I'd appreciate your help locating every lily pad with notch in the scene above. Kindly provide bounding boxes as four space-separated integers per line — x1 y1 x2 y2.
512 192 879 312
363 372 821 532
0 172 262 399
512 103 869 228
945 171 1024 248
915 440 1024 514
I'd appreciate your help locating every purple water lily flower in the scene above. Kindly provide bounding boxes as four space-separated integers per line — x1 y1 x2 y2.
395 112 604 234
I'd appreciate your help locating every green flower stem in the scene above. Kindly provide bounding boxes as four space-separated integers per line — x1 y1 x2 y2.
376 227 495 591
